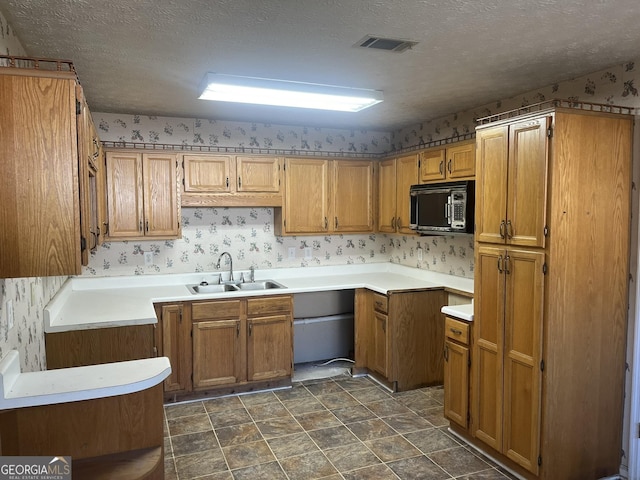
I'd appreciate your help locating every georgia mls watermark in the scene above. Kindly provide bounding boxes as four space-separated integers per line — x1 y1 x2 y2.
0 457 71 480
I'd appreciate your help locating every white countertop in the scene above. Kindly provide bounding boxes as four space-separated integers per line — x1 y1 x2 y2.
45 263 474 333
0 350 171 410
441 303 474 322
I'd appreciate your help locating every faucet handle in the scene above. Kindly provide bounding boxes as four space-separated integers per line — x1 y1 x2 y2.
249 266 255 282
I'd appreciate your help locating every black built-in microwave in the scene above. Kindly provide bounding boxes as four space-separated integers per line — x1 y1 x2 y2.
409 181 475 235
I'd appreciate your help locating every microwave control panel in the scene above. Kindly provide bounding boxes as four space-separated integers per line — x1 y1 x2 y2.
450 192 466 228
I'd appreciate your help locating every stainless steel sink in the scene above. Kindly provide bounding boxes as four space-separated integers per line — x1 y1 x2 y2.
235 280 286 291
187 279 286 294
187 283 238 294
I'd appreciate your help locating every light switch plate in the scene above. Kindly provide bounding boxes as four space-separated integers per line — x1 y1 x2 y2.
304 247 312 260
144 251 154 266
417 247 423 261
6 300 14 331
288 247 296 260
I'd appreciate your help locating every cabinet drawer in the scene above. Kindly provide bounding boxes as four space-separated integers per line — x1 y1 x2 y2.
445 317 470 345
247 295 292 317
372 293 388 313
192 300 241 321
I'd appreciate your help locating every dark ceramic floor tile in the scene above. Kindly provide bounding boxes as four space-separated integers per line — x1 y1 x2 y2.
308 425 360 450
275 385 313 401
387 454 449 480
195 472 234 480
332 404 377 424
324 442 380 473
174 448 227 479
164 457 177 480
295 409 341 431
417 406 448 427
404 428 460 454
231 460 288 480
240 390 278 407
428 446 490 477
165 401 206 420
346 418 397 442
396 393 442 412
283 396 326 415
222 439 275 470
365 398 413 418
342 463 401 480
171 430 219 457
305 380 345 395
365 434 421 462
456 468 515 480
208 407 252 429
255 416 305 438
429 387 445 404
215 422 262 447
164 437 172 456
266 432 319 459
279 451 338 480
202 395 244 414
167 413 212 436
246 401 290 421
334 376 376 391
383 412 433 434
316 390 360 409
348 386 393 404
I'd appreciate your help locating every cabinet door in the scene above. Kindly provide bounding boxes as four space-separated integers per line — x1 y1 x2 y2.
444 339 469 428
106 152 144 238
475 126 509 244
193 319 244 388
502 248 544 474
142 153 180 237
472 245 505 450
447 142 476 179
333 160 374 232
247 314 292 381
507 117 549 248
236 156 280 193
183 154 233 193
395 154 419 234
160 304 191 393
419 149 446 183
283 158 330 233
372 311 391 378
377 159 397 233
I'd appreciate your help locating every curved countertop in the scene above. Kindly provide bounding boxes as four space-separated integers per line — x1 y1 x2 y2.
45 263 474 333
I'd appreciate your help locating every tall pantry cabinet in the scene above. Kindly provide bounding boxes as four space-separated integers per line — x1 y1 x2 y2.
470 103 633 480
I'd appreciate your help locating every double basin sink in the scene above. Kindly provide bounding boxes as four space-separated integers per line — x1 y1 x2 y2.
187 280 286 294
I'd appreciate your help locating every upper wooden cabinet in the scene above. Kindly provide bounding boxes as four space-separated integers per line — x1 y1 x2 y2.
105 151 181 240
0 64 93 278
419 140 475 183
377 154 418 235
181 153 282 207
475 118 549 247
275 157 374 235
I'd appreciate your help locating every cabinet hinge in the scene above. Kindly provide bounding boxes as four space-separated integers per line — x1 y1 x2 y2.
547 126 553 138
543 225 549 237
542 263 548 275
540 359 545 371
76 99 81 115
182 177 185 187
538 455 542 466
80 236 87 251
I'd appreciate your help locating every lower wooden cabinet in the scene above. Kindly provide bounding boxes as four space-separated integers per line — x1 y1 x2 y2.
156 303 192 394
443 316 471 429
354 288 446 391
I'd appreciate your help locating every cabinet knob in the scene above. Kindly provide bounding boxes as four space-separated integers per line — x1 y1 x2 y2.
498 255 503 273
506 220 513 239
444 345 449 361
324 217 328 230
499 220 506 239
335 217 339 229
238 176 242 188
447 158 452 174
439 160 444 175
391 217 396 229
450 328 463 335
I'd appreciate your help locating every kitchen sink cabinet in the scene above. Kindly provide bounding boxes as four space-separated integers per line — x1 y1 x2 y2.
189 295 293 391
355 288 446 391
419 140 475 183
0 59 102 277
105 150 181 240
467 104 633 479
181 153 283 207
276 158 374 235
443 316 471 429
377 154 418 235
156 303 192 394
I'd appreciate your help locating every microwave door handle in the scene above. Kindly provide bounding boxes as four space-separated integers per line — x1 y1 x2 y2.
447 196 453 225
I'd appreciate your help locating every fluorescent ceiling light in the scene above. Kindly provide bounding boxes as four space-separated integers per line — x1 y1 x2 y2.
199 73 383 112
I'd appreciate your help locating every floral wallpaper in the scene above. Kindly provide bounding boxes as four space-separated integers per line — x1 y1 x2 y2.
85 207 475 279
0 9 24 57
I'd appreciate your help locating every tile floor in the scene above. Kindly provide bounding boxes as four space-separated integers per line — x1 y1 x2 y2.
164 373 518 480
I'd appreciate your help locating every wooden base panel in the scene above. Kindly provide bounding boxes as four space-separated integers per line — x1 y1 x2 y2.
164 377 292 403
73 446 163 480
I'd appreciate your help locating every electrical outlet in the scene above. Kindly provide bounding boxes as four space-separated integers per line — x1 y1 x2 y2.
288 247 296 260
30 283 37 306
6 300 14 331
304 247 312 260
417 247 423 261
144 251 154 266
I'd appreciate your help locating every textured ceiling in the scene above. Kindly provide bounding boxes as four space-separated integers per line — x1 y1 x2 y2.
2 0 640 130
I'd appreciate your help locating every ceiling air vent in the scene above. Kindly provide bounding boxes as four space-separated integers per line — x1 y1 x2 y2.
355 35 418 53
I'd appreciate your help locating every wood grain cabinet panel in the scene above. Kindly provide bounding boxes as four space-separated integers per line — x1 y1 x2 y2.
377 154 418 235
419 140 475 183
193 319 244 388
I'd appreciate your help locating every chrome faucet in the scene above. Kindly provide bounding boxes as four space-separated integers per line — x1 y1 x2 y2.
216 251 234 282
